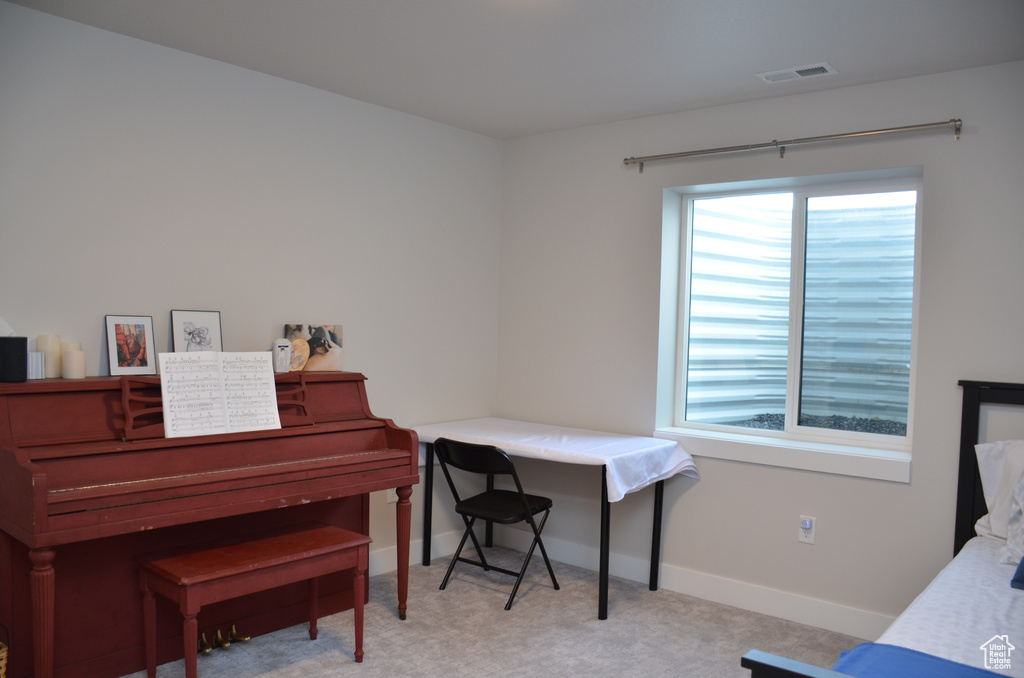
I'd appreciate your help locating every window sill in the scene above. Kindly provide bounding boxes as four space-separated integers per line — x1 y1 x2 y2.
653 427 911 483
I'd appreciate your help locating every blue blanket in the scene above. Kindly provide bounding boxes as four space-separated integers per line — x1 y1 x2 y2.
833 643 1002 678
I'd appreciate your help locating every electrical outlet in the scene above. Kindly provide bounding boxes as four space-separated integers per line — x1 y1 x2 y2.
386 488 398 504
798 515 816 544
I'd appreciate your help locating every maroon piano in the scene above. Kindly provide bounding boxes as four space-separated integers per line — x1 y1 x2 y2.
0 371 418 678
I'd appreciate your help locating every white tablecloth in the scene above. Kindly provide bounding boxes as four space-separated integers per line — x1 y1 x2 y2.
414 417 700 502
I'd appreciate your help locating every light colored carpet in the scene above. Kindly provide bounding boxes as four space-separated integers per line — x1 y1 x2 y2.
122 548 863 677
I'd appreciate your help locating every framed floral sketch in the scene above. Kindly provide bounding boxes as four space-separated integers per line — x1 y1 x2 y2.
171 310 222 352
105 315 156 375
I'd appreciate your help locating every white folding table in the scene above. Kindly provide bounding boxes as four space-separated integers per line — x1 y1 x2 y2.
413 417 699 619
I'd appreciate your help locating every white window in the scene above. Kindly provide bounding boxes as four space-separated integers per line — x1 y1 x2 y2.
656 169 921 481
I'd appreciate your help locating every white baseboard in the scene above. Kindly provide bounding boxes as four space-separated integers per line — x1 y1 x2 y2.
656 564 892 641
370 527 893 641
368 529 464 576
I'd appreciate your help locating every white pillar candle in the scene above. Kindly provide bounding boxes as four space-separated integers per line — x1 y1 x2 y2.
37 334 61 378
61 341 82 352
62 350 86 379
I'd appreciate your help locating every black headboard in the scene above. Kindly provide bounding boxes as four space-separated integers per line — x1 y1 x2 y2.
956 380 1024 555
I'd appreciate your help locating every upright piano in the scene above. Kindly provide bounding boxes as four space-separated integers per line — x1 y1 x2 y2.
0 371 418 678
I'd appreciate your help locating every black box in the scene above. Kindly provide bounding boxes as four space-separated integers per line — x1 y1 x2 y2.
0 336 28 382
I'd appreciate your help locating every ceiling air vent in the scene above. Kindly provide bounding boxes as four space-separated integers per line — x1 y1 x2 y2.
757 62 837 84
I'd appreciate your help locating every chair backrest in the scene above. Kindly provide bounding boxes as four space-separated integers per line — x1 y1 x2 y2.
434 437 516 476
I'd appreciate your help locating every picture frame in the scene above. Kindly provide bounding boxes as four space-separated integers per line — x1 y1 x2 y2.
171 310 223 352
283 324 343 371
105 315 157 375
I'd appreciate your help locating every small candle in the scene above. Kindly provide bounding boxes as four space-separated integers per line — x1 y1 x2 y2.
37 334 61 378
62 350 86 379
27 352 45 379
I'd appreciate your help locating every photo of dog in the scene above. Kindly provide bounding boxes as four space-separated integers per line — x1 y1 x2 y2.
283 324 343 371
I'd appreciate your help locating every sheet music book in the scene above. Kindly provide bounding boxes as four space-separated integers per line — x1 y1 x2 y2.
158 352 282 438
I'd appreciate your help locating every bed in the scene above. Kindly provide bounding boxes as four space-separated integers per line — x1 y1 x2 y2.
742 380 1024 678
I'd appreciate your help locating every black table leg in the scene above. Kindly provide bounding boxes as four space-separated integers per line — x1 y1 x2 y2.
599 465 610 620
422 443 434 566
485 473 495 546
649 479 664 591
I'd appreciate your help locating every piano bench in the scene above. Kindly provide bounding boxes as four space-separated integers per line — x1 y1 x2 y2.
138 524 371 678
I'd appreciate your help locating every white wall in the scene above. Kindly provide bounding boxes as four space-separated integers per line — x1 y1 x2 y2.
498 61 1024 636
0 1 503 426
0 2 493 560
5 1 1024 640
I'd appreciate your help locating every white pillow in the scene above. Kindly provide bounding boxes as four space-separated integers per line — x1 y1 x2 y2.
1001 476 1024 564
974 439 1024 540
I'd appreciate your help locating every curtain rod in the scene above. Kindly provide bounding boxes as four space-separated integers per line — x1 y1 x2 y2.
623 118 962 172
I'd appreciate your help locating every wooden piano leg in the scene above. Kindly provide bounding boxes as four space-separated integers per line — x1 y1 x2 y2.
396 485 413 620
182 611 199 678
30 547 56 678
140 580 157 678
308 578 319 640
353 555 366 663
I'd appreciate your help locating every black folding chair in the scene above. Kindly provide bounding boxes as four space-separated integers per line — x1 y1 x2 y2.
433 437 560 609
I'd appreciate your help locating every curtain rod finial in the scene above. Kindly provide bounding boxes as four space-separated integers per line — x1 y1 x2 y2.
623 157 644 172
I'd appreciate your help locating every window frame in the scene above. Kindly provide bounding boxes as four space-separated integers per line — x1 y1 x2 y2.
654 168 922 482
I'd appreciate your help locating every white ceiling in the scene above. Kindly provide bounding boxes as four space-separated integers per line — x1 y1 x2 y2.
9 0 1024 139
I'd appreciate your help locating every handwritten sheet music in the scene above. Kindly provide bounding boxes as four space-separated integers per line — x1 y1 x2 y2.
158 352 282 438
